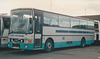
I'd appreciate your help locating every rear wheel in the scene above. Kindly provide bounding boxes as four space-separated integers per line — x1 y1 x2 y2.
45 40 53 52
81 38 86 48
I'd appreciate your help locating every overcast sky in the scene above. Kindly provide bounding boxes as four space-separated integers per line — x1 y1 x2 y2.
0 0 100 16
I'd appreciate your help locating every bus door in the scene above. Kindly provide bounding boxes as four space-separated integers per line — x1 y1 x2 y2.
96 34 99 41
34 10 43 48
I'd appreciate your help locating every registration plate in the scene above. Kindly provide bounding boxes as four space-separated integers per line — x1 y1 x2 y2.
12 47 19 49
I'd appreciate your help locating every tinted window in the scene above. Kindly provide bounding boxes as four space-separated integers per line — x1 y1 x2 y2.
43 17 51 26
43 12 59 27
43 12 51 26
59 15 70 27
94 22 98 29
0 17 1 35
50 14 58 27
80 19 88 29
88 21 94 30
3 17 10 29
71 18 79 28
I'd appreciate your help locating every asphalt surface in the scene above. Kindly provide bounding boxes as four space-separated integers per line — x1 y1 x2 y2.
0 45 100 59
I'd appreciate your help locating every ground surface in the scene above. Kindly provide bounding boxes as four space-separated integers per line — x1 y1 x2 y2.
0 45 100 59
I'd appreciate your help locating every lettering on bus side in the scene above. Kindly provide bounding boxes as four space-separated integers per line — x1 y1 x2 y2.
10 35 24 37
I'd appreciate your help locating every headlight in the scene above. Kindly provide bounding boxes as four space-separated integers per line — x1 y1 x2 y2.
20 39 24 43
8 44 10 46
25 45 28 48
10 39 13 42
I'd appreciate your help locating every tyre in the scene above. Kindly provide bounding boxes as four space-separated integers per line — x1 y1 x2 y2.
81 38 86 48
45 40 53 52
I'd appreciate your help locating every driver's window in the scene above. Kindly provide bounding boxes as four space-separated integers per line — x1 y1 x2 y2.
28 18 33 33
0 18 1 35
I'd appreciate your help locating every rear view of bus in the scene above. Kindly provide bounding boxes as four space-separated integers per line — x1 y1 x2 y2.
0 15 10 47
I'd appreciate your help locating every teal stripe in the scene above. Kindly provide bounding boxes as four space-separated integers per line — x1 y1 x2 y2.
86 40 94 44
8 40 94 50
8 42 13 48
54 40 94 48
8 42 45 50
20 43 34 50
54 41 81 48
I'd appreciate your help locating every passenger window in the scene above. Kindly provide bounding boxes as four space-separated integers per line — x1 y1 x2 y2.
80 20 88 29
43 12 59 27
59 15 70 27
50 14 58 27
43 17 51 26
3 17 10 29
71 18 79 29
0 18 1 35
88 21 94 30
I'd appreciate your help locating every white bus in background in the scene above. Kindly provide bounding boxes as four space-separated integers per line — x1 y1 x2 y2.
94 20 100 44
0 15 10 47
8 8 94 52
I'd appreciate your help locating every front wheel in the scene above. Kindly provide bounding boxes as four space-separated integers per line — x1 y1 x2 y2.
45 40 53 52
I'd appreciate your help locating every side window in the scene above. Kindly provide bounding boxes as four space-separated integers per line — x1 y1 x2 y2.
43 12 51 26
28 18 33 33
71 18 80 28
43 17 51 26
0 18 1 35
88 21 94 30
59 15 70 27
50 14 58 27
43 12 59 27
94 22 98 29
80 20 88 29
3 17 10 29
35 16 42 33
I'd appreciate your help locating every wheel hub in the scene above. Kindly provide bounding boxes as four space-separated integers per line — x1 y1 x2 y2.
48 43 52 49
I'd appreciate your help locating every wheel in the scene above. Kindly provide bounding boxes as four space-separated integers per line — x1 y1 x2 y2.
81 38 86 48
45 40 53 52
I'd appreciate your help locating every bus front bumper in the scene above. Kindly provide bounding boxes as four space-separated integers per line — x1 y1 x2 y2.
8 42 34 50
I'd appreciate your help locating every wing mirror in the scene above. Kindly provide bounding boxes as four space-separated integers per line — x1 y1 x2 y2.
29 18 32 24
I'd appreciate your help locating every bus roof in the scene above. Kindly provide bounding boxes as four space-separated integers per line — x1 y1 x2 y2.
0 15 10 18
11 8 94 22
